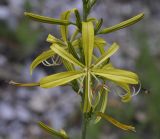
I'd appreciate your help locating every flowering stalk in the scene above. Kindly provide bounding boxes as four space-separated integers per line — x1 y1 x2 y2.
10 0 144 138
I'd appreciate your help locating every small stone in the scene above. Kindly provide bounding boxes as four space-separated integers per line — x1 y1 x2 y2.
0 102 16 121
16 105 31 123
135 111 147 123
0 6 9 20
0 55 7 66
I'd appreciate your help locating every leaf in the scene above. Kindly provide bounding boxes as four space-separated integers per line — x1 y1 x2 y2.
67 41 79 60
50 44 84 68
24 12 71 25
95 18 103 34
70 28 79 42
99 13 144 34
92 69 139 84
96 112 136 132
38 122 69 139
40 71 85 88
60 9 76 42
93 43 119 67
30 49 55 75
74 9 82 30
82 22 94 67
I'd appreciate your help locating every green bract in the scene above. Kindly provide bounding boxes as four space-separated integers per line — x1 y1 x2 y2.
10 2 144 138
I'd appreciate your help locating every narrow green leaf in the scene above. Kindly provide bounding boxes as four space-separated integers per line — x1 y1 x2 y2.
67 42 79 60
96 112 136 132
38 122 69 139
40 71 85 88
82 22 94 66
93 43 119 67
70 28 79 42
92 69 139 84
51 44 84 68
24 12 71 25
74 9 82 30
99 13 144 34
95 18 103 34
30 49 55 75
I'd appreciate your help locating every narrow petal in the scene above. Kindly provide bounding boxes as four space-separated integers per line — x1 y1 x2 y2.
94 43 119 67
94 90 108 123
24 12 70 25
60 9 76 42
92 69 139 84
114 82 132 102
82 22 94 67
30 49 55 75
50 44 84 68
99 13 144 34
38 122 69 139
9 81 39 87
83 73 92 113
96 112 136 132
40 71 85 88
46 34 65 46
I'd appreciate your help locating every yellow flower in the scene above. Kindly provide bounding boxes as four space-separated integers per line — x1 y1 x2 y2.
10 9 144 132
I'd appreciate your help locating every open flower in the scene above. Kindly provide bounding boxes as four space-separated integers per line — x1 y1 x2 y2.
10 8 144 133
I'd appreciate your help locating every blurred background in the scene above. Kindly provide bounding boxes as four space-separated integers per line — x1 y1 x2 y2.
0 0 160 139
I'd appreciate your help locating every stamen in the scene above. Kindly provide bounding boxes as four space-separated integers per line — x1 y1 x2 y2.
103 84 110 92
42 55 62 67
91 72 101 85
132 83 141 96
77 76 85 94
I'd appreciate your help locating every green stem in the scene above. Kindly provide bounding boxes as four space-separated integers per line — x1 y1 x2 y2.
82 0 88 21
81 113 90 139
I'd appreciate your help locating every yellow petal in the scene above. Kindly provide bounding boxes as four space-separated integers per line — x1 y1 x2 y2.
99 13 144 34
30 49 55 75
24 12 70 25
115 82 132 102
40 71 85 88
60 9 76 42
9 81 39 87
46 34 66 46
83 73 92 113
50 44 84 68
96 112 136 132
82 22 94 67
94 43 119 67
38 122 69 139
92 68 139 84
